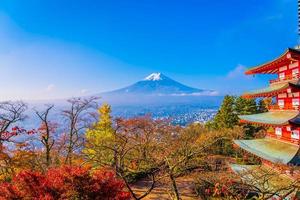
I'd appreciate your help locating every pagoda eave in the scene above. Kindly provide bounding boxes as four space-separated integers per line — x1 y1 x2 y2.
242 90 286 99
230 164 295 188
245 48 300 75
242 82 300 99
234 138 300 165
239 119 289 127
239 111 300 127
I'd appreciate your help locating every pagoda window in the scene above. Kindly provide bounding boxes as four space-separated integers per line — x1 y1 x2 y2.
279 72 285 80
293 92 300 97
279 66 287 72
291 130 300 140
278 93 287 98
289 62 299 69
292 99 300 107
278 99 285 107
275 127 282 136
292 68 299 78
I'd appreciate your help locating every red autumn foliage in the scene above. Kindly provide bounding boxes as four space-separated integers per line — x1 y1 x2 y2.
0 166 131 200
0 126 36 142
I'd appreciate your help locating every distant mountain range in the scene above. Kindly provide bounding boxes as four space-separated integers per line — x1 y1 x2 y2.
97 73 220 105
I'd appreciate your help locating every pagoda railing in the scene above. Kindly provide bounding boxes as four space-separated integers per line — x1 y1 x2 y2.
269 73 300 84
268 104 299 111
266 133 300 145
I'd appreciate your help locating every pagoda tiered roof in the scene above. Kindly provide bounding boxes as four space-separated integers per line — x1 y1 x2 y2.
239 110 300 126
230 164 295 193
234 138 300 165
242 82 300 98
245 48 300 75
230 164 293 184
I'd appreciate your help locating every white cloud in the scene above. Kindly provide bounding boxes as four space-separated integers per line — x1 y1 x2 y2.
163 90 220 97
80 89 89 94
46 84 55 92
226 64 250 80
213 64 268 95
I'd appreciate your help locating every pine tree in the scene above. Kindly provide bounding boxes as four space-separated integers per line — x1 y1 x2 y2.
235 97 257 115
211 95 239 129
257 98 269 113
208 96 260 130
236 97 265 139
84 103 115 166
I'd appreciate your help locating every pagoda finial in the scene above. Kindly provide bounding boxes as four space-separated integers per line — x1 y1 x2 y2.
298 0 300 42
296 0 300 48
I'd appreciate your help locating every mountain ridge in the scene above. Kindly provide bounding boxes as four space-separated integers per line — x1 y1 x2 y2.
102 72 217 96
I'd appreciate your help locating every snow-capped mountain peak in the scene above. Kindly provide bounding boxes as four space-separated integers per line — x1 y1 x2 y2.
144 73 164 81
102 72 219 98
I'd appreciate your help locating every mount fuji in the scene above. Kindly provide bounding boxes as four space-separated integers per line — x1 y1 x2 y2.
99 73 220 105
104 73 217 96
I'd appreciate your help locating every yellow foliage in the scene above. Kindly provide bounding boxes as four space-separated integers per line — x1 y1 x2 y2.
84 103 115 166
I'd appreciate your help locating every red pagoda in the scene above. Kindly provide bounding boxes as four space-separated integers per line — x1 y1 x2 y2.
234 48 300 168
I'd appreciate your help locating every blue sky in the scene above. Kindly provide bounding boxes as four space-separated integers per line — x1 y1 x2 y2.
0 0 297 100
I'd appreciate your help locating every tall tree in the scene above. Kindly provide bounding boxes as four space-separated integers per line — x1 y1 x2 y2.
0 101 35 179
235 97 257 115
84 103 115 167
210 95 239 129
257 98 269 113
35 105 56 167
0 101 28 144
62 97 98 165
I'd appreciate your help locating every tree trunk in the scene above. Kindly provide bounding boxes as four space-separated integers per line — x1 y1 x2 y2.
114 145 118 172
169 172 180 200
46 146 50 166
